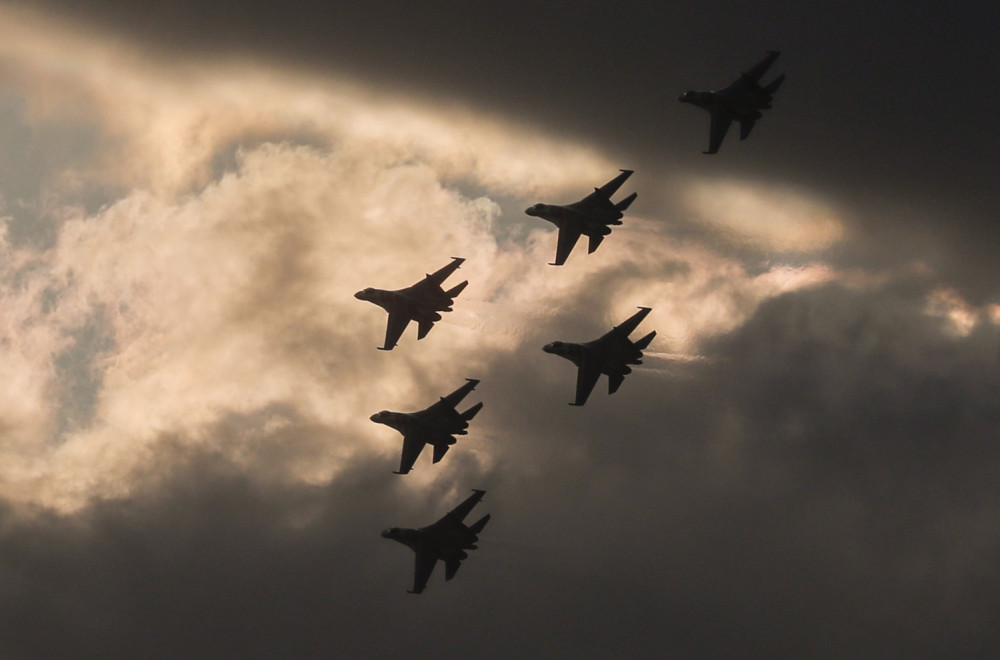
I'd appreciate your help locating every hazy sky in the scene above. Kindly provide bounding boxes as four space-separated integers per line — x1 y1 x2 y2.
0 2 998 658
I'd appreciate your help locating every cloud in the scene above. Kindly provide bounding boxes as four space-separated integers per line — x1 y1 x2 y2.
0 6 998 658
0 7 855 512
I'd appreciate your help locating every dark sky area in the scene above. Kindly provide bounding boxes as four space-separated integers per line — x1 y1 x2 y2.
1 2 999 658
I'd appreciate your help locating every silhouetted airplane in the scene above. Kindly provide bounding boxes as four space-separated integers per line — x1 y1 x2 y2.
525 170 637 265
354 257 468 350
382 489 491 594
543 306 656 406
679 51 785 154
370 378 483 474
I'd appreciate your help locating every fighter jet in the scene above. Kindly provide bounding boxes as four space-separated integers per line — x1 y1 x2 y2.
679 51 785 154
382 489 491 594
370 378 483 474
355 257 467 350
525 170 637 266
543 306 656 406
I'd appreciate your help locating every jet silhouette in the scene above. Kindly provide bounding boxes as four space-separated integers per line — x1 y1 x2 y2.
525 170 637 266
382 489 491 594
370 378 483 474
355 257 468 350
543 307 656 406
679 51 785 154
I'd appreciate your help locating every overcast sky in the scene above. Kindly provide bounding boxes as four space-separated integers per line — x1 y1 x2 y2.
0 2 998 658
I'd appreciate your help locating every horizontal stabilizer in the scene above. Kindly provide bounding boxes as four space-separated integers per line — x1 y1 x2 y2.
615 191 637 212
445 558 462 581
445 280 469 299
468 513 491 536
764 73 785 95
432 443 450 463
608 371 625 395
417 319 434 339
588 233 605 254
462 401 483 421
634 330 656 351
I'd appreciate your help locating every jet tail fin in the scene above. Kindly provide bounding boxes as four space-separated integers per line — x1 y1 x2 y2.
615 191 637 212
764 73 785 95
633 330 656 351
462 401 483 421
468 513 491 536
445 280 469 299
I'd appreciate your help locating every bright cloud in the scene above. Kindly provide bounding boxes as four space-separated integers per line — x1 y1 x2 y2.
0 7 854 510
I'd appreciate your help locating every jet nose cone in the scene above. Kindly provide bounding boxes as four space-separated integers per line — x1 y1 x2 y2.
525 205 539 216
369 413 381 423
380 528 391 538
542 343 556 354
353 290 365 300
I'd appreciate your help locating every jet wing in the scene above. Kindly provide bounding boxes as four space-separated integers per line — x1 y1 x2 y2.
706 105 734 154
423 257 465 286
551 223 582 266
422 378 479 419
570 170 634 213
741 50 780 84
604 307 652 343
433 489 486 529
395 430 430 474
439 378 479 409
719 51 781 100
570 358 602 406
410 549 438 594
381 309 412 351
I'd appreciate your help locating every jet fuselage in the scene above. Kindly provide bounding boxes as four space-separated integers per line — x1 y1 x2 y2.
369 410 465 443
679 89 771 120
543 341 638 375
525 203 622 233
353 288 451 322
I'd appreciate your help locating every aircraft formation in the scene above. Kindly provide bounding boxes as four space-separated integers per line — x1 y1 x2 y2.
362 52 784 593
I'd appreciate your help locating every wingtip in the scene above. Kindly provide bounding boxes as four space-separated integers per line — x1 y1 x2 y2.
377 346 393 351
568 402 584 407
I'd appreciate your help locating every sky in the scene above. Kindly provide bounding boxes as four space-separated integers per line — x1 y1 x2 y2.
0 1 998 657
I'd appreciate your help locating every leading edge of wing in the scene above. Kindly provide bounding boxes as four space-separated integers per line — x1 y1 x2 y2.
742 50 780 84
705 106 734 154
436 378 480 409
574 169 634 212
425 257 465 286
395 430 429 475
440 489 486 525
410 550 437 594
551 223 582 266
380 310 411 351
609 306 652 340
570 359 601 406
